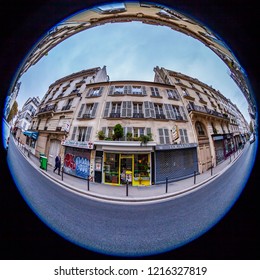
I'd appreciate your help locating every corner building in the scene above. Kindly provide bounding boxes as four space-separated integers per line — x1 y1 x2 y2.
31 66 248 186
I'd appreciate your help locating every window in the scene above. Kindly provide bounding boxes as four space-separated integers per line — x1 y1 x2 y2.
114 86 124 95
166 88 179 100
133 128 145 138
109 85 146 95
158 128 170 144
154 104 165 119
132 86 143 95
150 87 160 97
86 87 103 97
133 103 143 118
181 88 190 96
196 122 206 136
111 102 121 114
77 127 92 142
179 129 189 143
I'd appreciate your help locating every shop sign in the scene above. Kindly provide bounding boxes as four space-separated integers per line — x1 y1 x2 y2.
61 139 94 149
212 135 224 141
155 143 197 150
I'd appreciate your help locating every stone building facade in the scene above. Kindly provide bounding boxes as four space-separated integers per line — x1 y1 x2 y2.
30 66 249 186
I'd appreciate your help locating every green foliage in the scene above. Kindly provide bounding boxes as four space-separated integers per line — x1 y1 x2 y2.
97 130 105 140
113 124 124 140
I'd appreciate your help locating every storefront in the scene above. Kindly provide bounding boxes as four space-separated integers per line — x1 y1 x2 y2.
212 135 225 165
223 134 235 158
61 140 94 180
155 143 198 184
95 141 156 186
23 130 39 155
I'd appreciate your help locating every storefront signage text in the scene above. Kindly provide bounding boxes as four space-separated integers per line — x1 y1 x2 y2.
156 143 197 150
62 140 94 149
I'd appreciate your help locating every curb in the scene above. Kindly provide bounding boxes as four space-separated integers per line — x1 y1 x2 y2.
14 138 246 204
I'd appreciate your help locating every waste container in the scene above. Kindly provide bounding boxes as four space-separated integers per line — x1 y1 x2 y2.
40 155 48 170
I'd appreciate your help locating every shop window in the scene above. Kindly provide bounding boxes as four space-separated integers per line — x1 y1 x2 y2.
104 153 120 184
134 154 150 182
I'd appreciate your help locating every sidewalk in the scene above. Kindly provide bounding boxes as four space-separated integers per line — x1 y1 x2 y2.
15 138 247 203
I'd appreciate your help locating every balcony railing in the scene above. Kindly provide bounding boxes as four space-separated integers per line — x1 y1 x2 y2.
109 112 121 118
187 104 229 119
38 104 56 114
82 113 91 119
133 112 144 119
155 113 166 119
61 104 71 111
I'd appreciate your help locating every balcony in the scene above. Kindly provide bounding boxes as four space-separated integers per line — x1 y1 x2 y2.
175 115 184 121
61 104 71 111
133 112 144 119
109 112 121 118
37 104 57 115
187 104 229 120
155 113 166 120
82 113 91 119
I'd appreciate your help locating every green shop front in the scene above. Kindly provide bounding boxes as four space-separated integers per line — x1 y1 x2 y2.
94 141 156 186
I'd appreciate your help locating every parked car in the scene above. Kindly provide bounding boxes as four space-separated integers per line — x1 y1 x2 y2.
249 134 255 144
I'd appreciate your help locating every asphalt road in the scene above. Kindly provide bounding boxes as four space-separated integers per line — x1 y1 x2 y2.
6 137 257 257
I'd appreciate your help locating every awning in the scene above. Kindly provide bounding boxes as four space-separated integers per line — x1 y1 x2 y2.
23 131 39 140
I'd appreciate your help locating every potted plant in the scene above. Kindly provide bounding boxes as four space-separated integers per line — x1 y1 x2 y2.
97 130 105 140
113 124 124 140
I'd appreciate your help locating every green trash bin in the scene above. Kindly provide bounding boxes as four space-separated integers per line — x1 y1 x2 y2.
40 156 48 170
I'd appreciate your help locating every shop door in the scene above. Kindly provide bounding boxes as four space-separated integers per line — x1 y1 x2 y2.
199 144 212 172
120 156 133 185
48 140 61 166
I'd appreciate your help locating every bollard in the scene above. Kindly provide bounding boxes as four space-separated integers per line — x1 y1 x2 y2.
126 180 129 197
165 177 168 193
194 171 196 184
61 166 64 181
87 176 90 191
211 165 213 176
230 155 231 163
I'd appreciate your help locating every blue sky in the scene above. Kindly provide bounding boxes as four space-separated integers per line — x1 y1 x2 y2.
16 21 250 122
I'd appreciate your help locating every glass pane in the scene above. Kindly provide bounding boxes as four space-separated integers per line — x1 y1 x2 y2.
104 153 119 184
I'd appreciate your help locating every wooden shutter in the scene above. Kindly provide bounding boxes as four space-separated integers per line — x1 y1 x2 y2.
121 101 127 117
149 102 155 118
158 128 164 144
99 87 104 96
179 128 184 143
77 104 85 118
142 86 147 95
108 86 114 95
164 104 172 119
90 103 98 118
146 127 151 135
85 127 92 141
180 106 187 120
164 129 170 144
103 102 111 118
71 127 77 140
144 101 150 118
126 101 132 117
86 88 93 97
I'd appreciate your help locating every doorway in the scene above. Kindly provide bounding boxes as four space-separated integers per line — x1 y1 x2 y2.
120 155 133 185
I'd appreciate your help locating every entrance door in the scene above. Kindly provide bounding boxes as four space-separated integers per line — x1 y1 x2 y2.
120 156 133 185
199 144 212 172
48 140 61 166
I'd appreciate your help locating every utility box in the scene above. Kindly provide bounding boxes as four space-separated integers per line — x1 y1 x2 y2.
40 156 48 170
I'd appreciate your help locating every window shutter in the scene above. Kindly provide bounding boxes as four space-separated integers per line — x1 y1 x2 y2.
149 102 155 118
164 104 172 119
71 127 77 140
179 128 184 143
142 86 147 95
101 127 106 136
158 128 164 144
150 87 155 96
103 102 111 118
164 129 170 144
180 106 187 120
146 127 151 135
90 103 98 118
77 104 85 118
144 101 150 118
85 127 92 141
99 87 104 96
86 88 93 97
184 129 189 143
127 101 132 117
121 101 127 117
108 86 114 95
